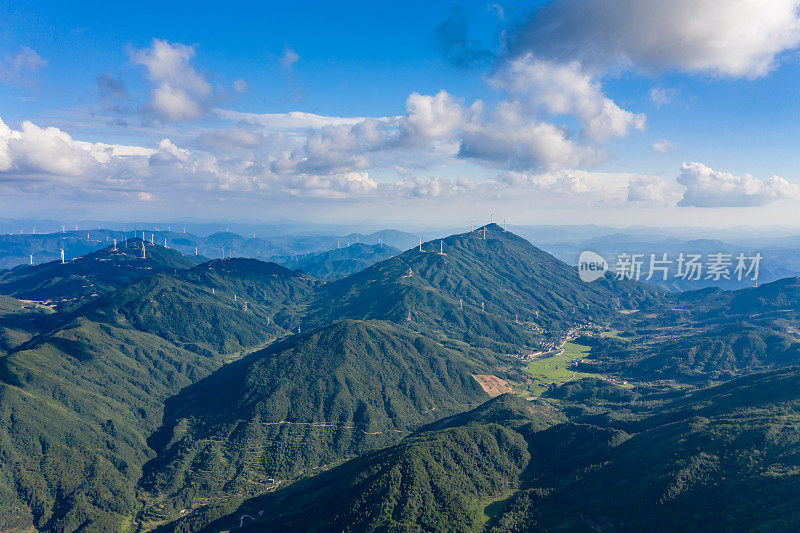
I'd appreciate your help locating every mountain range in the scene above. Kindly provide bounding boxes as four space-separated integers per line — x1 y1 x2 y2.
0 225 799 531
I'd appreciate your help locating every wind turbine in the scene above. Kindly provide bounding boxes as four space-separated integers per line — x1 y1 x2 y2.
419 237 423 252
29 253 33 266
60 249 66 264
141 242 146 259
112 238 117 251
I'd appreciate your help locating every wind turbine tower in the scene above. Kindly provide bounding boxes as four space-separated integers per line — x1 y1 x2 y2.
141 242 146 259
113 238 117 251
29 253 33 266
60 249 65 264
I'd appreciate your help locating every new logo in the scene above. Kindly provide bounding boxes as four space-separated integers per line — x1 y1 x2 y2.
578 251 608 282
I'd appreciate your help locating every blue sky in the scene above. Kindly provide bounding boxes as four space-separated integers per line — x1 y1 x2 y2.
3 0 800 227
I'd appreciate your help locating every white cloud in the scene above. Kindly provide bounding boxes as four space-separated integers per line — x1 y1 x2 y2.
130 39 212 121
459 101 601 170
0 47 46 85
215 109 398 130
627 175 679 203
0 118 98 177
500 169 628 200
510 0 800 78
677 161 800 207
402 91 477 141
652 140 677 154
491 55 645 142
280 47 299 68
650 88 676 107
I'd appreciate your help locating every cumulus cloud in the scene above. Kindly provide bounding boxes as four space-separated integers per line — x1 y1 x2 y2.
499 169 627 200
652 140 676 154
270 124 372 175
677 162 800 207
130 39 213 121
508 0 800 78
459 101 601 170
402 91 478 142
0 118 98 177
491 55 645 142
627 175 678 203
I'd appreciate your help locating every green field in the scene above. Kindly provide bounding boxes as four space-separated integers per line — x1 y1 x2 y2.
600 329 624 339
525 341 596 395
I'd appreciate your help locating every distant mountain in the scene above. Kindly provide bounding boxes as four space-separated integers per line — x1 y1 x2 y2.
85 258 317 355
535 233 800 292
276 242 400 279
303 224 661 351
137 319 491 519
0 239 204 310
0 227 420 270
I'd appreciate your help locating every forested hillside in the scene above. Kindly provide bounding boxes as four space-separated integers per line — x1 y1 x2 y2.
137 319 491 520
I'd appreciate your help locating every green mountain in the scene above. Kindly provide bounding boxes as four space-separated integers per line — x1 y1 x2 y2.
277 242 400 279
0 314 225 531
491 368 800 532
304 224 661 351
86 258 317 355
137 319 491 521
586 275 800 383
156 394 556 533
163 369 800 533
599 323 800 381
0 239 203 310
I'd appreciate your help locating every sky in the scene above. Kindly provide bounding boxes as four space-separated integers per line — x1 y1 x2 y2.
3 0 800 228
